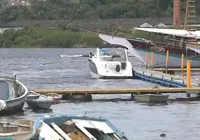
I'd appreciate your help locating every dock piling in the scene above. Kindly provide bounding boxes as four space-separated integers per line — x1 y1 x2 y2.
165 50 169 74
151 52 154 70
146 52 148 69
187 60 191 97
187 60 191 88
181 54 184 77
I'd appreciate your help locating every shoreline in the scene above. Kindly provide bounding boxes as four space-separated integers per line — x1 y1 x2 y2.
0 26 103 48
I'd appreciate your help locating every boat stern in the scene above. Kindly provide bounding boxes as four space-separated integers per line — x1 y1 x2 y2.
97 61 133 79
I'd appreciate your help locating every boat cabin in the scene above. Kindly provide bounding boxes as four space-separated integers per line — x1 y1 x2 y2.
91 44 128 62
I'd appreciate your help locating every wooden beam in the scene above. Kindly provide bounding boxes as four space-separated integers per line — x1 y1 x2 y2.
32 87 200 95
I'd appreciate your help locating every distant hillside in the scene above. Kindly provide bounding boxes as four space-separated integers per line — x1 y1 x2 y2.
0 0 200 23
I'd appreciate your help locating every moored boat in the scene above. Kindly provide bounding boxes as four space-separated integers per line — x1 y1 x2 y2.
88 44 134 79
127 27 200 68
0 74 29 115
46 93 62 104
29 114 128 140
26 91 53 110
0 119 33 140
127 37 200 68
98 29 200 68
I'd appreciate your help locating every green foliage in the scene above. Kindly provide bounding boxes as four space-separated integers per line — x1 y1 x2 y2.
0 0 199 22
0 26 102 48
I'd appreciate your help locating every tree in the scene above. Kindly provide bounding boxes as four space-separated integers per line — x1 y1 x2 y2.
0 0 200 22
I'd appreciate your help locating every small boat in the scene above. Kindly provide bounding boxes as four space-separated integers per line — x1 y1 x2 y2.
0 74 29 115
29 114 128 140
46 93 62 104
26 91 53 110
0 119 33 140
88 44 134 79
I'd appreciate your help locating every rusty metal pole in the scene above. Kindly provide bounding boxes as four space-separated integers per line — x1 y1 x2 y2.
184 0 189 30
173 0 181 26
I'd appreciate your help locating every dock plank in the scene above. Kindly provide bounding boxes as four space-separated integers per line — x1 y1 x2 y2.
33 87 200 95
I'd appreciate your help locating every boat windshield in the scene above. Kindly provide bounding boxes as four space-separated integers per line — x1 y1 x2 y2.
99 47 127 61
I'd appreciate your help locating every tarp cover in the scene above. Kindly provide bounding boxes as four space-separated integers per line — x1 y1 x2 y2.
134 28 200 39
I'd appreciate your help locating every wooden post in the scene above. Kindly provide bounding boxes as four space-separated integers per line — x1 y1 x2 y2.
187 60 191 88
165 50 169 74
181 54 184 77
146 52 148 69
151 52 154 70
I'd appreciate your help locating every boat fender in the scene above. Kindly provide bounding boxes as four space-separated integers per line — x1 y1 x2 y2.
0 100 6 111
115 64 120 72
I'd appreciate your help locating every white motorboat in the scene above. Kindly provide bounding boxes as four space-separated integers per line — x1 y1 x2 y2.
88 44 134 79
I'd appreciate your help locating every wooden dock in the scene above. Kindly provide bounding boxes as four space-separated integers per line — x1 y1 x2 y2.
33 60 200 100
33 87 200 95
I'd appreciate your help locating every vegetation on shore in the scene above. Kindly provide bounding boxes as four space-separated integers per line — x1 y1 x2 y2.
0 0 200 23
0 26 103 48
0 24 180 48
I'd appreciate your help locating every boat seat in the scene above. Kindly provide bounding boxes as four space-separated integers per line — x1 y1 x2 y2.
68 130 89 140
0 80 9 100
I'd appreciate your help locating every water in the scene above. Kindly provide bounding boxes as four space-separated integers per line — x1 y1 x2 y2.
0 48 200 140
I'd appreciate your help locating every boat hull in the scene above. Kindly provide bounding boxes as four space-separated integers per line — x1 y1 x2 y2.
0 132 32 140
88 59 133 79
0 102 25 115
136 49 200 68
26 100 52 110
26 92 53 110
0 79 29 115
29 114 128 140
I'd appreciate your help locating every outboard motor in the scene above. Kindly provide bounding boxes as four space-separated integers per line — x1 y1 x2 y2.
115 64 120 72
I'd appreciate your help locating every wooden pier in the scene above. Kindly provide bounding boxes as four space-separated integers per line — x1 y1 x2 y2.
33 60 200 96
33 58 200 103
33 87 200 95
